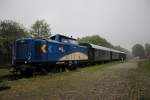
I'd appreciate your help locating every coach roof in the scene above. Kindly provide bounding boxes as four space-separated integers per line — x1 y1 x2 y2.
88 44 126 54
89 44 111 51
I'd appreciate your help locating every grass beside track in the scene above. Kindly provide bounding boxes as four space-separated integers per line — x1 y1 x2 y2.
138 59 150 71
0 61 122 100
0 68 11 78
0 61 121 78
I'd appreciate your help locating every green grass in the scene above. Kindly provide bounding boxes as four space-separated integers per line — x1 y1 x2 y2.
0 61 120 84
1 61 121 86
0 61 121 78
0 68 11 78
79 61 121 73
138 59 150 70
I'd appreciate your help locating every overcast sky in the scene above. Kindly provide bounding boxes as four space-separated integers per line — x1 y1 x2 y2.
0 0 150 51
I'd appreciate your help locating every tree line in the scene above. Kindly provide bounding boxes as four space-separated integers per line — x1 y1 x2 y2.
132 44 150 59
0 19 51 64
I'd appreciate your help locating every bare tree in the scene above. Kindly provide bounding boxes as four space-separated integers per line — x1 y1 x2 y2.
30 19 51 38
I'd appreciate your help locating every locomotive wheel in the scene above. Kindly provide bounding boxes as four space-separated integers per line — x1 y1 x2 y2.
40 68 48 75
67 61 77 70
61 65 66 72
20 67 33 77
50 66 60 73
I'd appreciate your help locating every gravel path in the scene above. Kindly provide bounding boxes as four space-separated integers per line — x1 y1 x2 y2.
50 61 150 100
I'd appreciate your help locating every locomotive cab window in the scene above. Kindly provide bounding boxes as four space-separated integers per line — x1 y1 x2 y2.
50 36 55 40
61 37 69 44
68 39 78 45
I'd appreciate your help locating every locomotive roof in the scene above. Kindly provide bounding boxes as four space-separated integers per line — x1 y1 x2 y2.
50 34 76 40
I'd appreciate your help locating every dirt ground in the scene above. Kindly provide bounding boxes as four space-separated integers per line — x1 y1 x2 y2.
0 60 150 100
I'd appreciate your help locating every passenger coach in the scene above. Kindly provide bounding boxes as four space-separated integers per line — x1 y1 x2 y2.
80 43 126 64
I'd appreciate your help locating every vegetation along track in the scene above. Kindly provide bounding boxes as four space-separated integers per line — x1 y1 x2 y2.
0 60 150 100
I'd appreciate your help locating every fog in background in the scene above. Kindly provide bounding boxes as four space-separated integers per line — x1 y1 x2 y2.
0 0 150 51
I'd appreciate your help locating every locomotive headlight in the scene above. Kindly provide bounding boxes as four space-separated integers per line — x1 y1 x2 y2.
25 61 27 64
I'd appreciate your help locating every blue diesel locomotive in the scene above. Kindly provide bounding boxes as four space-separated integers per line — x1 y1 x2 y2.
12 34 126 75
